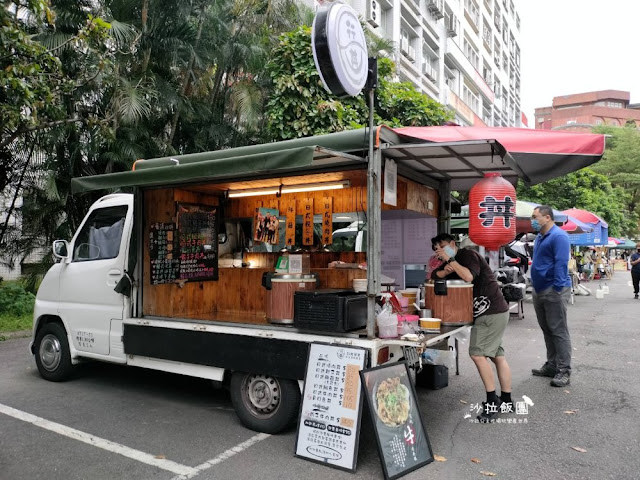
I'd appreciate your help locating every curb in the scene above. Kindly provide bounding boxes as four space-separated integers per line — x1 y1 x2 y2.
0 330 31 341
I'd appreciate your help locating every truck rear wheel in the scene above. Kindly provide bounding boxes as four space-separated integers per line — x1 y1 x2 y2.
34 322 74 382
230 372 300 434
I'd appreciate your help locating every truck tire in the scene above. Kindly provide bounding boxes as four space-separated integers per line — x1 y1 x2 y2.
34 323 74 382
230 372 300 434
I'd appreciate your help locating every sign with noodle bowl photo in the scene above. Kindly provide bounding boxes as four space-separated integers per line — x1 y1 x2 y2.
360 362 434 480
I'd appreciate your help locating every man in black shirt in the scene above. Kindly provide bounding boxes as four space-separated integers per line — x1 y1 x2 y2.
431 234 512 423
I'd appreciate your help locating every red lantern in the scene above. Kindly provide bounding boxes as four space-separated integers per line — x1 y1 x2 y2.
469 172 516 249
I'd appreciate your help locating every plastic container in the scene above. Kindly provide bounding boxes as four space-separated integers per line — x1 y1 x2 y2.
602 283 610 295
377 311 398 338
595 288 604 299
397 314 419 335
352 278 367 293
420 318 441 332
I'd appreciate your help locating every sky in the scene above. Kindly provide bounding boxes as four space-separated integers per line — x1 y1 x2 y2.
515 0 640 124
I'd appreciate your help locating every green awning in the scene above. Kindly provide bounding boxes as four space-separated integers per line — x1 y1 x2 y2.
72 146 314 193
70 128 387 193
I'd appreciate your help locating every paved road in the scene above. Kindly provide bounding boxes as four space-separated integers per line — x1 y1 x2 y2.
1 273 639 480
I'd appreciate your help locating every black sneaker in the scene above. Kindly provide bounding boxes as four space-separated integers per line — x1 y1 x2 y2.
635 294 638 299
477 400 501 423
532 364 557 378
550 372 571 387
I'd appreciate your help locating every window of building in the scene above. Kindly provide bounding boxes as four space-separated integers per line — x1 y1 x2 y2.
502 53 508 72
482 64 492 86
483 21 492 50
463 84 480 114
610 119 619 126
607 101 623 108
595 119 603 126
464 37 480 70
464 0 480 27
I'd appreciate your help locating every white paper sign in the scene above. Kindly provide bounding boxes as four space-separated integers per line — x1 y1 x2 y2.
295 343 367 472
384 159 398 206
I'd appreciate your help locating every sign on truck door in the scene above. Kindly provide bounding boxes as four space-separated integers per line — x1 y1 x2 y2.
58 204 130 355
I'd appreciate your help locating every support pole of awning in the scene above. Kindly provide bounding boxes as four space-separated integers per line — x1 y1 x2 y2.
438 180 452 235
366 88 381 339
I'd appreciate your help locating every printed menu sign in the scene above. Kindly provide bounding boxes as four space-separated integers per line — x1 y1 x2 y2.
295 344 367 472
360 362 433 480
149 223 179 285
177 203 218 282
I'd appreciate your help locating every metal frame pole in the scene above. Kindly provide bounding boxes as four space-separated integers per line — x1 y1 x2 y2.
366 87 381 339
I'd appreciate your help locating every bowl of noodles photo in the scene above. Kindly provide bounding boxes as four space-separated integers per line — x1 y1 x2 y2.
373 376 411 428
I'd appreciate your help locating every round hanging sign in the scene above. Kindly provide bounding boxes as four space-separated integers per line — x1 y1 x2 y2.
312 2 368 98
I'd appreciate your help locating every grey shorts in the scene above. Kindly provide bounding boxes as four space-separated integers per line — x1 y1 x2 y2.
469 311 509 358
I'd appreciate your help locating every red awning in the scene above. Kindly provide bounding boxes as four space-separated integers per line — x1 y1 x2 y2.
391 126 606 188
395 126 605 156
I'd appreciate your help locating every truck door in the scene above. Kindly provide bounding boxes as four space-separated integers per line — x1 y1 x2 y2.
58 203 131 356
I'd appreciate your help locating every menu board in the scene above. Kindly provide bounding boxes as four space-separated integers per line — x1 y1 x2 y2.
295 343 368 472
360 362 433 480
381 219 404 289
177 203 218 282
149 223 180 285
403 218 437 264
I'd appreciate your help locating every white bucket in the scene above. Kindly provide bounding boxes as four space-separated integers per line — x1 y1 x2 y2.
602 284 610 295
595 288 604 299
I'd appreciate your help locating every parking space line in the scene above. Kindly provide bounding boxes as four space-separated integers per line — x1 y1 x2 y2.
0 403 197 476
171 432 271 480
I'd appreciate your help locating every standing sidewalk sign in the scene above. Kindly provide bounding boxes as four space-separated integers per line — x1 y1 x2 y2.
360 362 434 480
295 343 368 472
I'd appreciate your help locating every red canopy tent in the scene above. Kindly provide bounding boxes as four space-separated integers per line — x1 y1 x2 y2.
562 208 608 227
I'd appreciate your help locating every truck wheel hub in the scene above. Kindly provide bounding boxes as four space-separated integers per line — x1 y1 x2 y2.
245 374 280 416
40 334 62 372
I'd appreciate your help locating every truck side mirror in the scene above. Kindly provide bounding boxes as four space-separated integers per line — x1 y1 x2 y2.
53 240 69 259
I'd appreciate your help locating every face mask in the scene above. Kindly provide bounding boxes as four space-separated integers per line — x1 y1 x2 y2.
531 219 541 232
444 245 456 258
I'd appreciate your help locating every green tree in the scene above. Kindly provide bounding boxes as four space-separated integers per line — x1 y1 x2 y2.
591 124 640 217
516 168 637 238
264 26 451 140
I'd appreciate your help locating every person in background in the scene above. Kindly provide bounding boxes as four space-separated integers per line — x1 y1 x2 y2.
430 233 512 423
630 244 640 299
530 206 572 387
583 249 593 272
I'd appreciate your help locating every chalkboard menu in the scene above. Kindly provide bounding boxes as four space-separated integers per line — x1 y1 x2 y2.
177 203 218 282
295 343 367 472
360 362 433 480
149 223 180 285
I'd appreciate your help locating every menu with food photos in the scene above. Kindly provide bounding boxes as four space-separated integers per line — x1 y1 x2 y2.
295 343 367 472
360 362 433 480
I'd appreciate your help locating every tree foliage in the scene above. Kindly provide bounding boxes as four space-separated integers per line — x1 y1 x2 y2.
516 168 637 238
1 3 453 279
591 124 640 217
264 26 451 140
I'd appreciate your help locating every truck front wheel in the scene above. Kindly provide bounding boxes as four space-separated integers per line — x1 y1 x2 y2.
230 372 300 434
34 323 74 382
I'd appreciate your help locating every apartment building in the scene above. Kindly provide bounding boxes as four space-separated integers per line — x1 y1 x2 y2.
310 0 523 127
535 90 640 132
